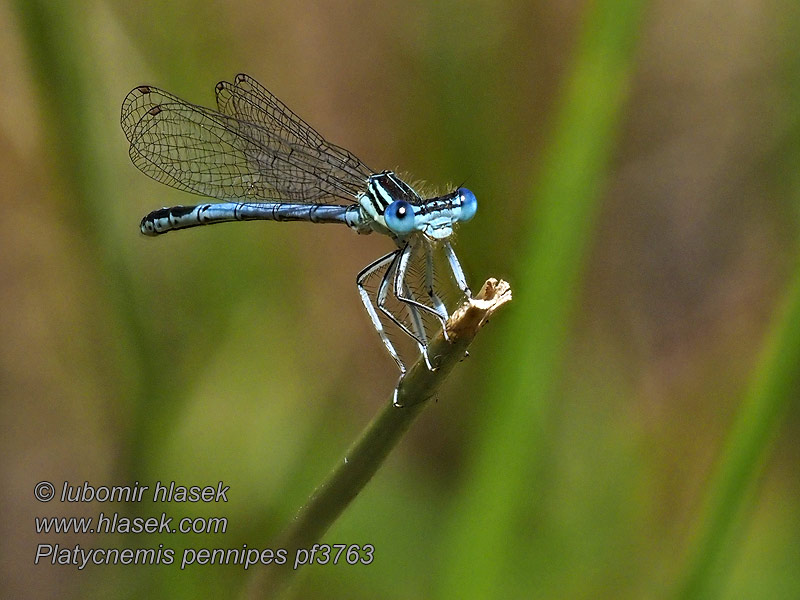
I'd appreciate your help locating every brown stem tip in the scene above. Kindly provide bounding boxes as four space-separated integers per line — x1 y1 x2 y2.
446 278 513 339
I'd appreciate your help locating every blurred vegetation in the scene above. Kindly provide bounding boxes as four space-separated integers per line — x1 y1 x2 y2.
2 1 799 599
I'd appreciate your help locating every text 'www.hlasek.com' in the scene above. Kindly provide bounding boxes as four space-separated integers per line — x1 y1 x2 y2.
33 480 374 570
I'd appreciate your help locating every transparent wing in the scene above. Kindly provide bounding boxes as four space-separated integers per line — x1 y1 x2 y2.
121 80 372 203
215 74 371 187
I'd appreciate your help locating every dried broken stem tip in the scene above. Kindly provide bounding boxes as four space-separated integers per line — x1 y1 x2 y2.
447 278 513 338
393 277 512 408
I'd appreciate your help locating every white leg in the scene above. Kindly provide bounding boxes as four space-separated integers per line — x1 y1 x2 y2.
443 241 471 298
401 281 437 371
424 240 451 342
376 245 427 349
357 251 406 372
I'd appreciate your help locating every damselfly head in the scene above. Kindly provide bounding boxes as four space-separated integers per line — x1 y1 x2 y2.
457 187 478 222
384 199 417 236
421 220 455 240
416 187 478 240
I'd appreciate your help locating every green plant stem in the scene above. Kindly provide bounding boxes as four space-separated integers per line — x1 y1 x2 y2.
675 265 800 599
244 279 511 599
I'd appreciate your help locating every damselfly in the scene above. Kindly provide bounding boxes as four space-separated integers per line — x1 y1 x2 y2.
122 74 476 374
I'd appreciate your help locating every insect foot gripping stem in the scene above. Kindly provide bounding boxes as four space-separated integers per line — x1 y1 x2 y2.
392 278 512 407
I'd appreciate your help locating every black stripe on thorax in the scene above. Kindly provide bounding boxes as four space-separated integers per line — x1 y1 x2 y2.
367 171 421 213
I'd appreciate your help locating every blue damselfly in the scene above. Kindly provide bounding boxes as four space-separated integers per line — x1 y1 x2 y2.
122 74 476 375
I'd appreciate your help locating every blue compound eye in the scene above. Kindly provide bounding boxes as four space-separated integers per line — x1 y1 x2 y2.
384 199 416 235
457 187 477 222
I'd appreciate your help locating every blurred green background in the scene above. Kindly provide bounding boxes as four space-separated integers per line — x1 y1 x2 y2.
3 0 800 598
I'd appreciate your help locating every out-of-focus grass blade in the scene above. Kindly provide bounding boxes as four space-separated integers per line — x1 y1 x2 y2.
435 1 648 597
12 0 154 453
676 12 800 596
676 267 800 599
